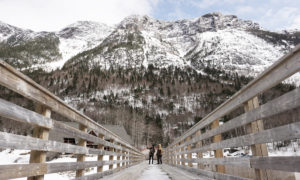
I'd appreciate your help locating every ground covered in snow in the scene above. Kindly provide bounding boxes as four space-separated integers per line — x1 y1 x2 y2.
137 164 170 180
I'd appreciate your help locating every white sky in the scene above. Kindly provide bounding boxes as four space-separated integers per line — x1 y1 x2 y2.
0 0 299 31
0 0 158 31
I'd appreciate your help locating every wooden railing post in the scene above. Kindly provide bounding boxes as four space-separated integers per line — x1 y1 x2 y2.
28 104 51 180
121 145 125 168
76 124 87 177
244 96 269 180
176 142 181 165
196 130 204 169
187 137 192 167
212 119 225 173
109 139 115 170
180 140 185 165
97 134 105 173
117 143 121 170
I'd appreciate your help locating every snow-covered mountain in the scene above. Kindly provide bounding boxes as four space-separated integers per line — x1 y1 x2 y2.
64 13 299 81
0 13 299 79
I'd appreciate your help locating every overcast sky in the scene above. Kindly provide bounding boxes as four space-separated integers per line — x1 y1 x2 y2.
0 0 299 31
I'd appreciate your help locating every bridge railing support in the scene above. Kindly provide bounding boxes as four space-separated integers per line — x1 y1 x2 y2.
0 60 144 180
164 45 300 179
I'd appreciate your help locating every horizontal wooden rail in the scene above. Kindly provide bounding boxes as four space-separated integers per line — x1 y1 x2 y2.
176 120 300 155
169 44 300 148
0 60 141 155
0 160 130 179
0 97 141 155
171 87 300 151
165 45 300 180
0 59 144 179
169 156 300 172
173 164 251 180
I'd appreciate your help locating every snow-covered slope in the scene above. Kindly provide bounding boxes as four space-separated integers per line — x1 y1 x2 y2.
45 21 113 70
64 13 299 84
0 13 299 82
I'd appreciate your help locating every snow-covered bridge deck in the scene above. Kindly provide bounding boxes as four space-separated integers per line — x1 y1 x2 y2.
102 161 210 180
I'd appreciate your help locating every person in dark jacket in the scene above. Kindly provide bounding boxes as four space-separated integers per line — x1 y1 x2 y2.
157 144 162 164
148 145 155 164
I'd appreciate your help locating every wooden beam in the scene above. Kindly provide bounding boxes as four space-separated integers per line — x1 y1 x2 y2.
28 104 51 180
172 87 300 151
211 119 225 173
173 164 251 180
109 139 115 170
168 44 300 147
0 60 142 154
0 160 127 179
97 134 105 173
180 140 185 166
186 137 192 167
244 97 269 180
178 120 300 155
76 124 87 178
117 143 121 170
195 130 204 169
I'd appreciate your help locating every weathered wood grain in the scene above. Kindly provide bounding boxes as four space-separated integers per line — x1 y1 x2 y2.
250 156 300 172
176 120 300 155
0 60 142 155
169 44 300 147
28 104 51 180
171 87 300 151
177 157 251 168
211 119 225 173
0 132 135 157
0 160 129 179
0 98 53 129
174 164 251 180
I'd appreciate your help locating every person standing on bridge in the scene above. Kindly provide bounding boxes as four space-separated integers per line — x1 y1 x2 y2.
157 144 163 164
148 144 155 164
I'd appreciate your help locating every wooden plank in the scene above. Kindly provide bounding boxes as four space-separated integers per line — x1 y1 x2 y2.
180 140 185 166
169 45 300 147
0 160 128 179
109 139 115 170
0 60 142 155
186 137 192 167
196 130 204 169
0 98 53 129
245 97 269 180
76 124 87 177
172 87 300 151
28 104 51 180
0 97 131 153
211 119 225 173
97 134 105 173
176 120 300 155
179 157 251 168
117 143 121 169
53 121 128 152
0 131 131 157
72 168 119 180
250 156 300 172
174 164 251 180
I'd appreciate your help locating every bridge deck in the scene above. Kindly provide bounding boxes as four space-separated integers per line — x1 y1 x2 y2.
102 161 211 180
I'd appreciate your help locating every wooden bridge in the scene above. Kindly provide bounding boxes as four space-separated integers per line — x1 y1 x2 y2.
0 44 299 180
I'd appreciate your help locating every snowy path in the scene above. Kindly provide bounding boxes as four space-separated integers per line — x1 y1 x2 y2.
137 164 170 180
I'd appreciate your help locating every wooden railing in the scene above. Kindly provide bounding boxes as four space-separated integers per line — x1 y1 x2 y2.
164 44 300 180
0 61 144 179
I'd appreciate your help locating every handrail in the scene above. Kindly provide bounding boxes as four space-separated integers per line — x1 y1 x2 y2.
0 60 144 179
169 44 300 147
0 60 140 154
164 44 300 179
